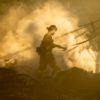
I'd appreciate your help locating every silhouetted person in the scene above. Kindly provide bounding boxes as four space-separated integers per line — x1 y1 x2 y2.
37 25 66 76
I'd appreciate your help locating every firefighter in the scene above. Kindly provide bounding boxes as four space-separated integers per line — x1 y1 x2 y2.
37 25 66 76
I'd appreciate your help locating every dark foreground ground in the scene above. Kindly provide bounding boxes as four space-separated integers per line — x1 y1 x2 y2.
0 67 100 100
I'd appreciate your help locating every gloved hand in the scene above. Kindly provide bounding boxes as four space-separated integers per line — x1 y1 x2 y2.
63 47 67 51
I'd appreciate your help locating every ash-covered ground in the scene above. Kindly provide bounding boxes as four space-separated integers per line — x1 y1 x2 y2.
0 66 100 100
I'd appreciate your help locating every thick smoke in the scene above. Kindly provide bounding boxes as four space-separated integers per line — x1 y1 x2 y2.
0 0 98 74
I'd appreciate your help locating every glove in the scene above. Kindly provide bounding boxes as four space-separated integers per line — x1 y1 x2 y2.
63 47 67 51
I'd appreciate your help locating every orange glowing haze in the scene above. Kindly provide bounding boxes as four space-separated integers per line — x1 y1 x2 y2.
0 1 97 72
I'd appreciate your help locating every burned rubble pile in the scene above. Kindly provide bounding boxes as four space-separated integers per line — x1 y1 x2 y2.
0 67 100 100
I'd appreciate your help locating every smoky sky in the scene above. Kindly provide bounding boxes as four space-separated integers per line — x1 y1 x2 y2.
0 0 100 48
61 0 100 23
0 0 99 24
0 0 99 73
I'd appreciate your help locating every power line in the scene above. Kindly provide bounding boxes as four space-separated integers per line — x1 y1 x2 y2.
1 19 100 59
56 19 100 40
